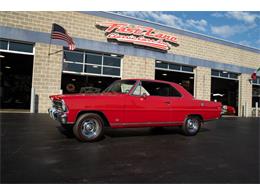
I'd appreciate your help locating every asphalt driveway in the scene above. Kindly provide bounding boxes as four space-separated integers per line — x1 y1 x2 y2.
1 113 259 183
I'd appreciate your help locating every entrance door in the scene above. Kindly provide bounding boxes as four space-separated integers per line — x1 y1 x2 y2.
0 52 34 110
211 76 239 115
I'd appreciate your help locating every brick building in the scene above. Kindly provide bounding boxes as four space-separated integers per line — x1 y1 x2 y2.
0 11 259 116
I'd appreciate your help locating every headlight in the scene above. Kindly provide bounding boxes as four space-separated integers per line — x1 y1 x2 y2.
61 100 68 112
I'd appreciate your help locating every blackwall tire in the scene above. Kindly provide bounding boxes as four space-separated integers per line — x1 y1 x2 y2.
182 116 201 136
73 113 104 142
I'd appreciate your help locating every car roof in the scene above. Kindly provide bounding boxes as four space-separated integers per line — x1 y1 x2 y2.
121 78 178 86
121 78 194 98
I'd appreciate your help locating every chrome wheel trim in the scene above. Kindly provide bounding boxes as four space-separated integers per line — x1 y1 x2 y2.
81 119 100 138
186 118 199 133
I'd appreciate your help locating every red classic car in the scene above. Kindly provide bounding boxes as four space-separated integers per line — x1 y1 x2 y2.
221 105 236 115
48 79 222 142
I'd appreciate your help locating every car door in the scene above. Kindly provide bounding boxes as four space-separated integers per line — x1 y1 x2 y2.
169 85 190 123
124 81 172 125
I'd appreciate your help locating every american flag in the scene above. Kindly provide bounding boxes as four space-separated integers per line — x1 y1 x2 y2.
51 23 76 50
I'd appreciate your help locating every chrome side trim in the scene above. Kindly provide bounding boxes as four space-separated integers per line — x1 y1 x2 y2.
111 121 183 126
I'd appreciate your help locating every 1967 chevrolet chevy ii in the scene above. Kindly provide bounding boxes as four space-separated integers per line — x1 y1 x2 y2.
48 79 222 142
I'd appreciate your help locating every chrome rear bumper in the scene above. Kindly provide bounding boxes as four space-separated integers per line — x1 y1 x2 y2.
48 107 67 124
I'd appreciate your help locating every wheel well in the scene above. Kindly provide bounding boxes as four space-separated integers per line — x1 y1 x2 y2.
187 114 203 122
76 110 110 127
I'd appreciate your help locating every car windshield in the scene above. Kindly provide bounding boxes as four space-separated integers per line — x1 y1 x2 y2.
103 80 136 94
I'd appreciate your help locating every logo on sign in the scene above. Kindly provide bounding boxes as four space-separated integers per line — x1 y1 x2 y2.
96 22 179 51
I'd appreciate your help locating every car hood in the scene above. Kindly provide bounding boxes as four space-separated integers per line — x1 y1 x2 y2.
50 92 123 101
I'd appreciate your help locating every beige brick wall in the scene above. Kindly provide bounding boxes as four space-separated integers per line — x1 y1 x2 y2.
0 11 259 69
122 56 155 79
238 74 252 117
194 66 211 101
32 43 63 113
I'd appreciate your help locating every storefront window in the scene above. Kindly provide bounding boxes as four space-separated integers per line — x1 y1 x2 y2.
156 62 168 69
63 49 122 77
9 41 33 53
220 71 229 78
103 56 121 67
156 61 193 73
211 70 219 76
85 65 102 74
0 40 8 49
0 39 34 54
229 73 238 79
182 65 193 72
211 69 239 80
169 63 181 70
103 67 120 76
63 62 83 72
85 53 102 65
64 51 83 62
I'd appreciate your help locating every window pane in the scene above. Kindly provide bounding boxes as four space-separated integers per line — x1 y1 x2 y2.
63 62 83 72
142 81 171 97
85 65 101 74
0 40 8 49
104 80 136 94
220 71 229 78
182 65 193 72
156 62 168 69
64 51 83 62
171 87 182 97
103 67 120 76
169 63 181 70
9 41 33 53
103 56 121 67
133 85 150 96
229 73 238 79
86 53 102 65
211 70 219 76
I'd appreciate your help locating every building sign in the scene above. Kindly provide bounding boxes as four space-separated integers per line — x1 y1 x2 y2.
96 22 179 51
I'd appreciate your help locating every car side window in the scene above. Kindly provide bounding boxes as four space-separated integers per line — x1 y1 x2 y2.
132 81 182 97
171 86 182 97
132 84 150 96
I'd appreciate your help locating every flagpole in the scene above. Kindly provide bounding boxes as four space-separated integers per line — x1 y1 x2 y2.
47 24 54 94
48 23 54 56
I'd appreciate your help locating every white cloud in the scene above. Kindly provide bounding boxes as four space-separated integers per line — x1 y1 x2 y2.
212 11 260 24
211 24 254 38
226 12 260 24
115 11 208 32
211 12 225 18
186 19 208 32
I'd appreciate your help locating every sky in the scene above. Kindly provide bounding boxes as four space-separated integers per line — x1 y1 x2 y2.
114 11 260 49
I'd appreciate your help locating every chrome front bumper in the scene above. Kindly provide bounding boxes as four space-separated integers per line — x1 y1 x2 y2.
48 107 67 124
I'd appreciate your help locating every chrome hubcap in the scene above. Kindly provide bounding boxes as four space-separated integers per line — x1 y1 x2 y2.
81 119 99 138
187 118 199 132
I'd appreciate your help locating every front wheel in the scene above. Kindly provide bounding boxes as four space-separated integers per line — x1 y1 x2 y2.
73 113 104 142
181 116 201 136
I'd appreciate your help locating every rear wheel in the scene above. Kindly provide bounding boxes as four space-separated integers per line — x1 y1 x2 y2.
73 113 104 142
182 116 201 136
